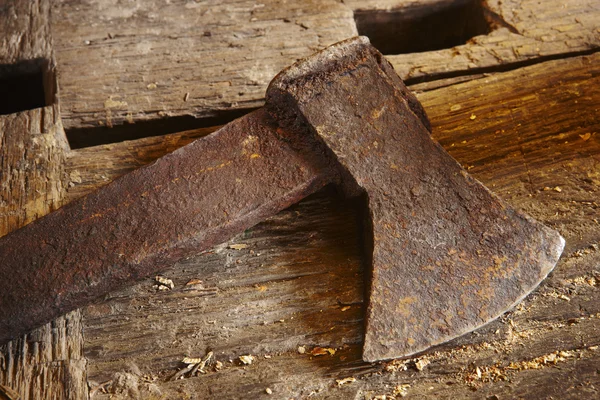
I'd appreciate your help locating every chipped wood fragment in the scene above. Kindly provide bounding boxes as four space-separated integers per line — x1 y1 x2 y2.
239 355 254 365
414 357 430 371
154 275 174 290
310 347 336 356
336 377 356 386
228 244 248 250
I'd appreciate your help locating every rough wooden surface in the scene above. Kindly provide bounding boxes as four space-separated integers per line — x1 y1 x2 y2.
0 106 88 400
49 0 600 142
62 53 600 399
0 1 88 398
1 0 599 398
50 0 358 139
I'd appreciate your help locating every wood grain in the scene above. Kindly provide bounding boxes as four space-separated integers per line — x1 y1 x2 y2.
49 0 600 139
64 53 600 399
50 0 358 135
0 105 88 400
0 1 87 398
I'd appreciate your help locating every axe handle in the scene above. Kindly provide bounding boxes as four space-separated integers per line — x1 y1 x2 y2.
0 108 330 343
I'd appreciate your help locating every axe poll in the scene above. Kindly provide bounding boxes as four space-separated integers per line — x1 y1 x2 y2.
0 37 564 362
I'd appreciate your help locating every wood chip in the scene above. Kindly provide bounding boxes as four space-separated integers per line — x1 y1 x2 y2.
336 377 356 386
297 346 306 354
228 243 248 250
154 275 174 290
579 132 591 141
394 384 410 397
310 347 336 356
469 113 477 120
265 388 273 395
414 357 430 371
186 279 203 286
239 355 254 365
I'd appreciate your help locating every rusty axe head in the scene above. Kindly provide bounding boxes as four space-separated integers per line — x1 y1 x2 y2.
266 37 565 361
0 37 564 362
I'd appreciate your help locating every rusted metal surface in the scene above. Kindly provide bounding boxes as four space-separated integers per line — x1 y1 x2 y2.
267 37 565 361
0 108 339 344
0 37 564 362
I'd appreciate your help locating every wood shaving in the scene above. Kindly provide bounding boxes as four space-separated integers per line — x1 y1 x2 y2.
190 351 213 375
394 384 410 397
310 347 336 356
336 377 356 386
154 276 174 290
506 350 574 371
186 279 203 286
384 359 409 372
239 355 254 365
170 351 213 381
464 350 576 387
414 357 430 371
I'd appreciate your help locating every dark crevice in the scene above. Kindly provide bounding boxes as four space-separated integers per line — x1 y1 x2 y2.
354 0 492 55
66 108 258 149
405 47 600 88
0 58 55 115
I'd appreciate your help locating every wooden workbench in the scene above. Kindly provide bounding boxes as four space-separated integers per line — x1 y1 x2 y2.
1 0 599 398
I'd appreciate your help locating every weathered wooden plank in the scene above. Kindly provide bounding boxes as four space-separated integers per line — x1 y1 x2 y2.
50 0 600 140
0 1 88 398
50 0 357 137
0 105 88 400
63 53 600 398
349 0 600 82
0 0 52 63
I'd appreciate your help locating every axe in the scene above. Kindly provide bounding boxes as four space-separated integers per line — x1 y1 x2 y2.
0 37 564 362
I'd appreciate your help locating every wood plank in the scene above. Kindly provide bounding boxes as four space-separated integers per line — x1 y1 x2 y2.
50 0 600 140
50 0 357 136
64 53 600 398
0 105 88 400
348 0 600 83
0 1 87 398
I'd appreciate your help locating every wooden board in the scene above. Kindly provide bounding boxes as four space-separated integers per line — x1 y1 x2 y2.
1 0 599 398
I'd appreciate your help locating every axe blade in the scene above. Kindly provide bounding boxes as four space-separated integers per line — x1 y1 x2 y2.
267 37 565 362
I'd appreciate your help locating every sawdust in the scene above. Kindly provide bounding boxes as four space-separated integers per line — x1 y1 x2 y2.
462 349 586 387
393 384 410 397
384 356 430 372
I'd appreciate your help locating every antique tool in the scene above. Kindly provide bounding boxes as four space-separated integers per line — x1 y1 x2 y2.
0 37 564 362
